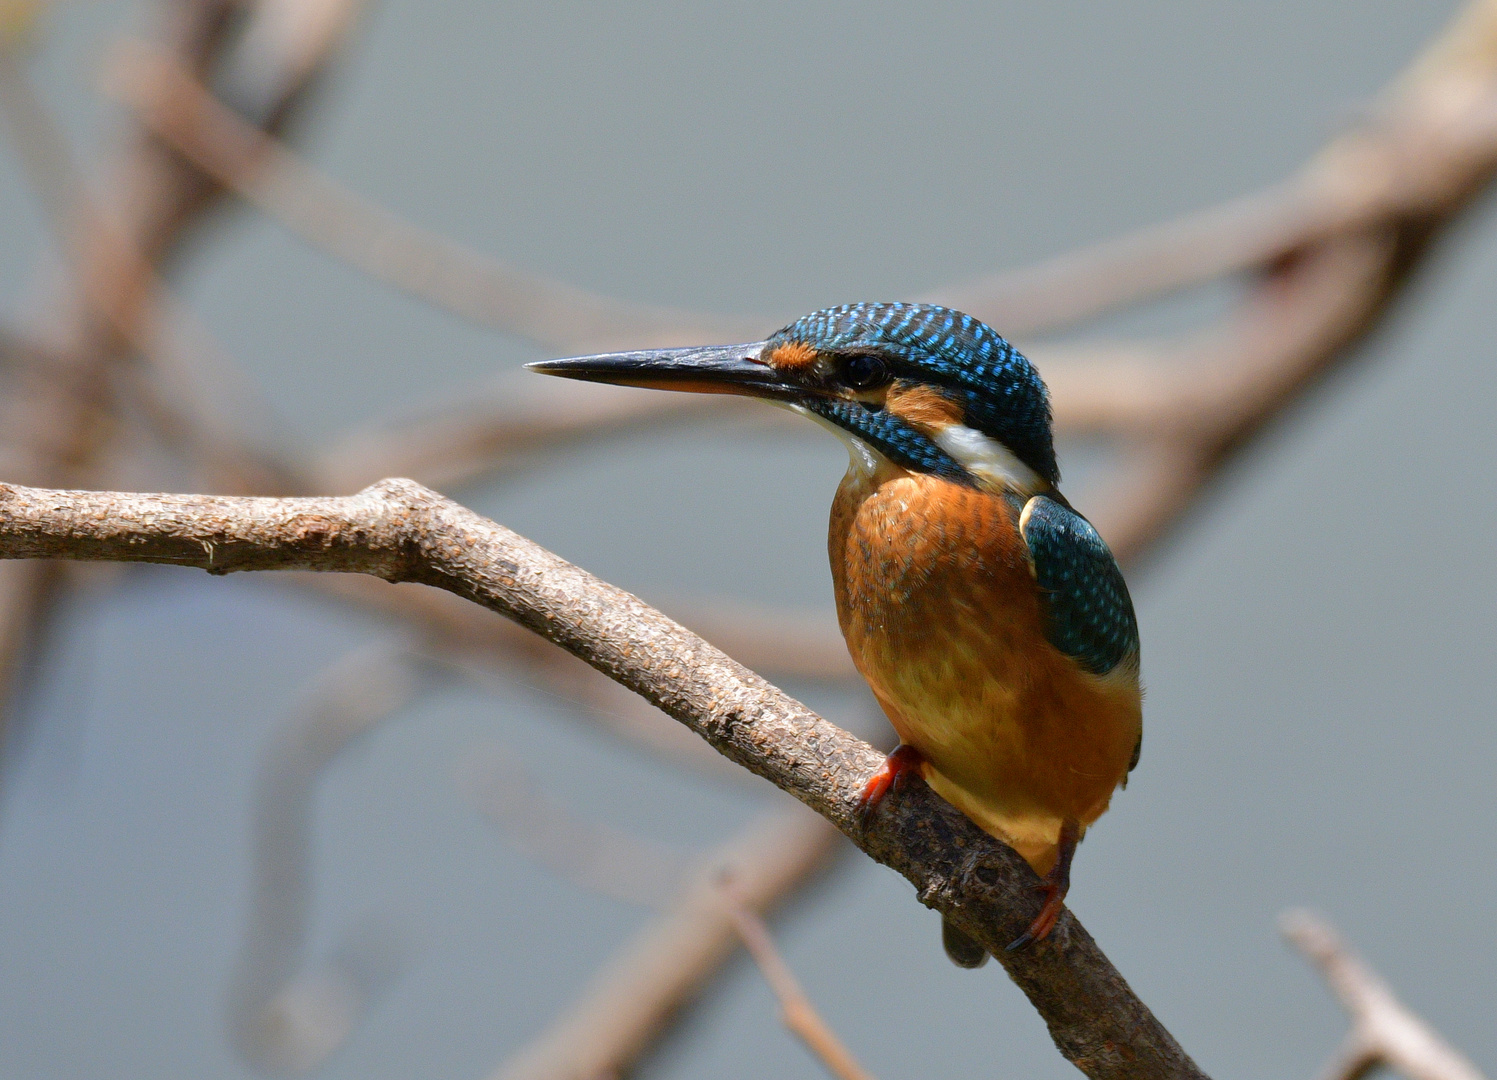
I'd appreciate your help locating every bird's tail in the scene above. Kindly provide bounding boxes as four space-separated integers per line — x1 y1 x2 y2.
941 916 989 968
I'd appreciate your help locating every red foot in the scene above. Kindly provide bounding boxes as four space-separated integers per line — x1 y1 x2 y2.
1007 818 1082 951
1009 881 1066 950
856 745 924 826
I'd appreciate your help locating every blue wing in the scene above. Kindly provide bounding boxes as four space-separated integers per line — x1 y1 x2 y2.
1019 495 1139 677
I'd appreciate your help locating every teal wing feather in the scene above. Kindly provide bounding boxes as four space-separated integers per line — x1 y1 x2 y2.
1019 495 1140 677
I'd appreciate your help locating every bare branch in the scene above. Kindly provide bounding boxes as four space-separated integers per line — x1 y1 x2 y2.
928 183 1318 338
1281 910 1488 1080
228 644 420 1074
0 35 297 495
935 0 1497 335
0 478 1206 1080
720 882 877 1080
489 807 841 1080
309 375 765 495
108 42 769 354
212 0 370 126
1083 227 1402 563
0 0 376 775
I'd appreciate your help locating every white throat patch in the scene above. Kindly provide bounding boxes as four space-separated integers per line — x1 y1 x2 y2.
787 402 883 476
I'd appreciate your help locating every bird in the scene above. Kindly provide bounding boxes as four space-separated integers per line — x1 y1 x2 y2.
528 302 1141 964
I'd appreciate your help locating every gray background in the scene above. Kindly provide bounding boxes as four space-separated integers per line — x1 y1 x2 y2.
1 1 1493 1078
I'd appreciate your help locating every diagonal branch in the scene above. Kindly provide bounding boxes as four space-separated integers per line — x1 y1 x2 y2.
1281 911 1488 1080
489 806 840 1080
0 477 1205 1080
307 374 765 495
107 41 770 354
228 643 420 1074
720 882 878 1080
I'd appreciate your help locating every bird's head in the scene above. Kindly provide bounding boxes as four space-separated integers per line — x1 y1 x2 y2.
528 302 1057 494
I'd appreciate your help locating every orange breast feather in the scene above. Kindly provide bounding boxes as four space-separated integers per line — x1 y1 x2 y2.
829 465 1141 874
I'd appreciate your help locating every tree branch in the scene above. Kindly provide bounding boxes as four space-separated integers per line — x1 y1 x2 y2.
307 374 763 495
107 41 770 354
228 643 419 1073
720 882 878 1080
0 477 1204 1080
1281 911 1488 1080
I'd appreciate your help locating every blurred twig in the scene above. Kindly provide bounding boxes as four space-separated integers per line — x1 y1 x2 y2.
0 0 248 758
0 0 375 753
308 373 765 495
109 41 770 354
211 0 369 127
938 0 1497 335
1036 0 1497 560
299 574 788 783
227 644 420 1074
459 742 870 1079
1280 910 1487 1080
720 881 877 1080
489 807 842 1080
0 43 299 496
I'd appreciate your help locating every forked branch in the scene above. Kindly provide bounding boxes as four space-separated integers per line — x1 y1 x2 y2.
1282 911 1488 1080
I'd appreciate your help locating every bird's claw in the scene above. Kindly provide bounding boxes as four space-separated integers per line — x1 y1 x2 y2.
856 744 924 827
1006 819 1080 951
1006 880 1066 951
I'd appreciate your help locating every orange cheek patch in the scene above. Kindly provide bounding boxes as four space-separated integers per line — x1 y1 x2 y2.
767 341 819 371
887 383 964 432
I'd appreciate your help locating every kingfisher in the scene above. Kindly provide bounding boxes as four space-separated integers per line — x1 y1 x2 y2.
529 303 1141 964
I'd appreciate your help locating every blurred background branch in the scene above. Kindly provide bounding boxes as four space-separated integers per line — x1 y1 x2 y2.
719 883 877 1080
227 643 420 1074
487 807 841 1080
1281 911 1488 1080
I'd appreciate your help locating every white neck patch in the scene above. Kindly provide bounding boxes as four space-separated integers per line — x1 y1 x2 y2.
785 403 1045 493
932 423 1044 494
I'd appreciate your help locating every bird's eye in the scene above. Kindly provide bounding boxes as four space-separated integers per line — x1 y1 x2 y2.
841 354 888 391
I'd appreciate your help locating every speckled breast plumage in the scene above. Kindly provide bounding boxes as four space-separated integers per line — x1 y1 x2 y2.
829 464 1142 875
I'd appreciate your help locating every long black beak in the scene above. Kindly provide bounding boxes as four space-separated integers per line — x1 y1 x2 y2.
526 342 796 400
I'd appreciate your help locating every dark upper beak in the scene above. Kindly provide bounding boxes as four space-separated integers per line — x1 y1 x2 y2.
526 342 797 400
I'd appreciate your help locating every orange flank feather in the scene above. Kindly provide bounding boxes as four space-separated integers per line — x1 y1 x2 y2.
829 461 1141 877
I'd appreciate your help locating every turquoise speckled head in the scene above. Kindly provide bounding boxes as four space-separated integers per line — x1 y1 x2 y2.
767 302 1058 485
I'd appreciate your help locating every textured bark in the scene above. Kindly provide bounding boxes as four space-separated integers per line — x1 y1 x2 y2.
0 478 1203 1080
